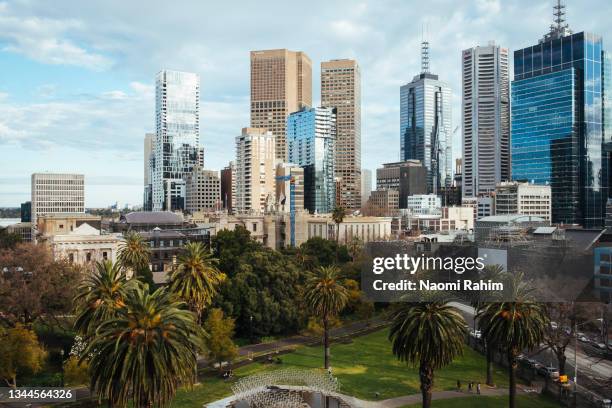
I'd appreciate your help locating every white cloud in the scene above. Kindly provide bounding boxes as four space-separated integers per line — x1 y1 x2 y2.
0 3 112 70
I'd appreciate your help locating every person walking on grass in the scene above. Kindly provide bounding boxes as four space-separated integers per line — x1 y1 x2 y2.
457 380 461 391
468 382 473 392
477 383 481 395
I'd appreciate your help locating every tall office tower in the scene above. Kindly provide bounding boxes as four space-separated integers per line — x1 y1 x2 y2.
462 42 510 198
511 2 608 227
376 160 427 209
361 169 372 206
235 128 276 213
143 133 154 211
31 173 85 238
220 163 234 212
152 70 200 212
287 107 336 214
400 41 452 194
185 167 221 213
250 49 312 161
321 59 362 210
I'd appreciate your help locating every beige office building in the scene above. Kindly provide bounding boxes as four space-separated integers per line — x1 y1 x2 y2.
250 49 312 161
235 128 276 214
185 167 221 213
321 59 361 210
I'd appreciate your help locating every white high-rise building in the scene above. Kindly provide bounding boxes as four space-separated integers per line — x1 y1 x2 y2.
235 128 276 213
31 173 85 239
462 42 510 198
152 70 200 211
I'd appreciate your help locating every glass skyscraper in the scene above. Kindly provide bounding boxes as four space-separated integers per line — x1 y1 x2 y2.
511 30 607 227
287 107 336 214
152 70 201 211
400 63 452 194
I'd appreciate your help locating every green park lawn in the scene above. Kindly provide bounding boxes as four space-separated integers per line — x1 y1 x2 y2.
400 394 561 408
170 328 509 407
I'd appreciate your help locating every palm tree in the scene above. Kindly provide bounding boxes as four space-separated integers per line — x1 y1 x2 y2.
389 303 466 408
331 206 347 244
117 231 151 282
168 242 225 324
73 261 136 339
346 236 363 262
82 285 204 408
477 273 548 408
304 266 349 369
471 264 505 386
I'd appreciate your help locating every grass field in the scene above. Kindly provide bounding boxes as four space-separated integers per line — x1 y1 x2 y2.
170 328 510 407
400 394 561 408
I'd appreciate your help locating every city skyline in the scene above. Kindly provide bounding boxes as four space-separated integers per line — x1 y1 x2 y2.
1 0 612 207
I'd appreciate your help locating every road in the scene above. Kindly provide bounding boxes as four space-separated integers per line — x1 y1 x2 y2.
449 302 612 381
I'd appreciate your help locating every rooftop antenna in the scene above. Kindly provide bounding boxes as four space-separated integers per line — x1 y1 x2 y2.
543 0 572 42
421 24 430 74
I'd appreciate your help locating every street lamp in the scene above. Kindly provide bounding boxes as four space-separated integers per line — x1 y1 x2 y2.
573 318 604 406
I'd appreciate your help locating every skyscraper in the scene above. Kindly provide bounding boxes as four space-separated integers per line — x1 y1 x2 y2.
152 70 200 212
400 41 452 194
511 2 608 227
220 163 234 213
235 128 276 213
143 133 154 211
321 59 361 210
462 42 510 198
185 168 221 213
361 169 372 206
287 107 336 214
250 49 312 161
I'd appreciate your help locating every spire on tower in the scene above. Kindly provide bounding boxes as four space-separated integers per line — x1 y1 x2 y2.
421 24 430 74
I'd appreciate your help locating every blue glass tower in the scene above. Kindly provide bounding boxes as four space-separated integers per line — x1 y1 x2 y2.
287 107 336 214
511 15 608 226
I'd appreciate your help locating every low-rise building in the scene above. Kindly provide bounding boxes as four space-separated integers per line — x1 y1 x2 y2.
368 189 400 215
6 222 32 242
406 194 441 215
46 223 123 265
37 213 102 238
495 181 552 221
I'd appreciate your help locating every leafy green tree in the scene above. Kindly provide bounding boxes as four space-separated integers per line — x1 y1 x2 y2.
346 236 363 261
0 324 47 387
203 308 238 371
478 274 548 408
389 303 466 408
117 231 153 286
82 285 204 408
304 266 349 369
299 237 350 268
73 261 135 338
332 206 347 243
215 248 307 339
213 226 261 276
169 242 225 324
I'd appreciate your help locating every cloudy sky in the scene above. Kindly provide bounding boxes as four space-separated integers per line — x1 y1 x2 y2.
1 0 611 208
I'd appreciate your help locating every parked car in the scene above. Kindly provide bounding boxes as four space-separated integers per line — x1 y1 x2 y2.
537 366 560 379
470 330 482 339
594 342 608 350
577 333 590 343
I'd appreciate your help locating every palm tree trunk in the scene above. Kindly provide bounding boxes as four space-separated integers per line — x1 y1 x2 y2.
323 317 330 369
419 363 433 408
336 224 340 243
486 343 494 386
508 350 517 408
